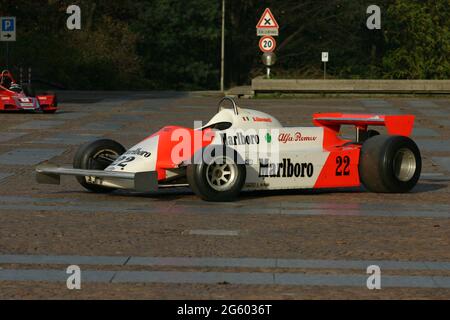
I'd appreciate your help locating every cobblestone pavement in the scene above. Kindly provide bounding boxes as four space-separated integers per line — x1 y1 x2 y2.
0 93 449 299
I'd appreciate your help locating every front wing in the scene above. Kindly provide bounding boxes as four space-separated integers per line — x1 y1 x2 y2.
36 164 158 192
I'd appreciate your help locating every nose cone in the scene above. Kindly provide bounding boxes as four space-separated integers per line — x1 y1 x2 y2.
106 136 159 173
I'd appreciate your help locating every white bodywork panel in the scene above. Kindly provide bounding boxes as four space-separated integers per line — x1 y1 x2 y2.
106 136 159 173
205 108 330 191
243 150 330 190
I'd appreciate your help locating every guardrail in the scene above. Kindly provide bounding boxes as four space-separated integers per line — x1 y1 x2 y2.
252 77 450 94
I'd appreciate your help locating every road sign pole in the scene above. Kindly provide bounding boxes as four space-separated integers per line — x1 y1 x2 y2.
324 62 326 80
6 42 10 69
257 9 279 78
220 0 225 92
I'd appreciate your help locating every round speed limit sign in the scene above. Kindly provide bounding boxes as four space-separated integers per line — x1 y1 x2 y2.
259 36 276 53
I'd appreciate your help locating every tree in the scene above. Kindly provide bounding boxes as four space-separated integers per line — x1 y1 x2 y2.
382 0 450 79
134 0 221 90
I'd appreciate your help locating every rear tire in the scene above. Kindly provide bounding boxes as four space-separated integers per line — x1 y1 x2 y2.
187 148 246 202
359 135 421 193
73 139 126 193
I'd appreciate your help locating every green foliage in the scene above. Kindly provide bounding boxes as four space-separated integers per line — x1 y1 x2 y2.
134 0 221 90
382 0 450 79
0 0 449 89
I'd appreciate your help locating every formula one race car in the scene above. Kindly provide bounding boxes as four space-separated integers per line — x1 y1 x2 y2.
0 70 57 113
36 97 421 201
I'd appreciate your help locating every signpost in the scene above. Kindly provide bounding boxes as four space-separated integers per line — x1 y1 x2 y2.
262 52 277 79
257 9 279 79
259 36 276 53
256 8 279 36
1 17 16 69
322 52 329 80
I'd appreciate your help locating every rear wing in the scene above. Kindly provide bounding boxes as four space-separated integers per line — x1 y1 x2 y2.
313 113 415 137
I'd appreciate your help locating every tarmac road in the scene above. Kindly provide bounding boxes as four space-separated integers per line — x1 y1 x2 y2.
0 93 449 299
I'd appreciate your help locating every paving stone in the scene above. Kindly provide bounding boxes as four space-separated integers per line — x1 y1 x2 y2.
412 127 440 137
2 254 450 271
0 148 65 165
436 119 450 126
0 255 128 265
419 109 450 117
417 140 450 152
113 271 274 285
186 230 240 236
34 133 101 145
0 269 115 283
54 112 88 120
432 157 450 172
0 268 447 288
360 99 392 108
407 100 439 108
81 122 123 131
108 114 146 122
14 120 65 130
364 107 402 115
127 257 276 268
0 172 13 181
176 105 209 109
0 132 26 143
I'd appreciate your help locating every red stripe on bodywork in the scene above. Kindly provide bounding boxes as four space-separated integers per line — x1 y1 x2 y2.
314 146 361 189
149 126 214 181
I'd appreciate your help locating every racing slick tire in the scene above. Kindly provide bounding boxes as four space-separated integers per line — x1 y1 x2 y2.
358 129 380 143
186 147 246 202
73 139 126 193
359 135 421 193
366 129 380 139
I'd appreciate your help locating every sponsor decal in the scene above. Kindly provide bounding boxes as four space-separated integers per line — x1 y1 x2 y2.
278 132 318 144
253 117 272 123
221 132 260 145
124 147 151 158
265 133 272 143
259 158 314 178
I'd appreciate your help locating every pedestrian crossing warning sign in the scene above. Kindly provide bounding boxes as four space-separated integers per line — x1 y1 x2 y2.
256 8 279 29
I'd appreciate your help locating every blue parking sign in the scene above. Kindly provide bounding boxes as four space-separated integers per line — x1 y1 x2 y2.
1 17 16 41
2 18 14 32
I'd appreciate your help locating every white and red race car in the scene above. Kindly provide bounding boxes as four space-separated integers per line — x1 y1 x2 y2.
36 97 421 201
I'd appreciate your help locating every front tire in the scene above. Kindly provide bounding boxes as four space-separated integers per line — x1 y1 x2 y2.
187 149 246 202
73 139 126 193
359 135 421 193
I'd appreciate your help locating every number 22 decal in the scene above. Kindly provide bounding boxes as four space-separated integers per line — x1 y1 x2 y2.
116 156 136 168
336 156 350 176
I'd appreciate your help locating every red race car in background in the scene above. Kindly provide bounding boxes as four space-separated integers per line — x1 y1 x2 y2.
0 70 57 113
